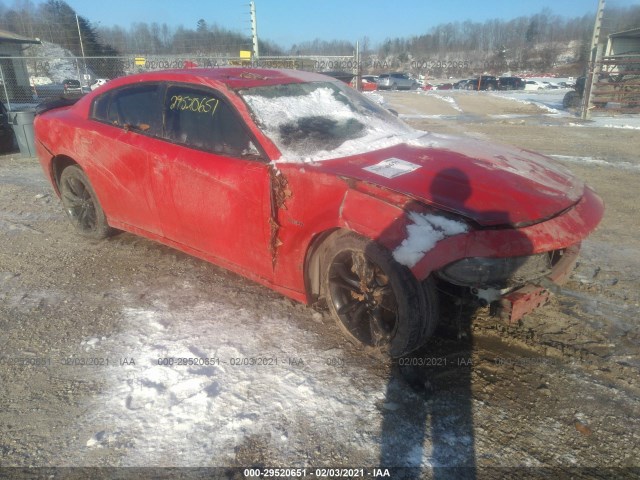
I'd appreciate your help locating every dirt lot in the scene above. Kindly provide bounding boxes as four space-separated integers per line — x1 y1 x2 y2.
0 90 639 478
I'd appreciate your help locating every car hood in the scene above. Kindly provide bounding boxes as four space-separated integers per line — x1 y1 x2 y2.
310 133 584 227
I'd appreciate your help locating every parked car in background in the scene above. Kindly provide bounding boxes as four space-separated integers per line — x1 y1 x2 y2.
542 81 560 89
62 79 82 95
377 73 418 90
351 75 378 92
466 75 499 91
453 79 474 90
33 68 604 357
524 80 548 91
498 76 525 90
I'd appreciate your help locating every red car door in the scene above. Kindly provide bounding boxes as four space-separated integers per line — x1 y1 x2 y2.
87 83 164 235
150 84 274 280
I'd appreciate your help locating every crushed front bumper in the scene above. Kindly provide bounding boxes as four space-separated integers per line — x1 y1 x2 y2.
497 243 580 323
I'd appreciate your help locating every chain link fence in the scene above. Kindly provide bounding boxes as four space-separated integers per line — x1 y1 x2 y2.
0 54 360 107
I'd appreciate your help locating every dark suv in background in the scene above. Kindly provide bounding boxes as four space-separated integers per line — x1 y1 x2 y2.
498 76 525 90
465 75 499 91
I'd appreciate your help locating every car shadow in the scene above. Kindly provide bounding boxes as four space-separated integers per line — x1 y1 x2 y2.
375 167 534 478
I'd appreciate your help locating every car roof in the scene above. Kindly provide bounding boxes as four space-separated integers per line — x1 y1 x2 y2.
102 68 335 91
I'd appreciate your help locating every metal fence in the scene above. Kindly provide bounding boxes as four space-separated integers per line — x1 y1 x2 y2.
0 54 358 107
590 55 640 114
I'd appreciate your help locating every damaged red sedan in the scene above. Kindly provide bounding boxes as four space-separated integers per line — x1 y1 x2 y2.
34 68 604 357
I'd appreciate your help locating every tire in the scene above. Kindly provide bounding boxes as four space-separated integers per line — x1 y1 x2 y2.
562 91 581 109
486 84 495 91
59 165 114 239
391 83 398 91
322 232 438 357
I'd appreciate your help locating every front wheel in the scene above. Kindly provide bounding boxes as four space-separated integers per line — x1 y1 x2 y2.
59 165 114 239
322 232 438 357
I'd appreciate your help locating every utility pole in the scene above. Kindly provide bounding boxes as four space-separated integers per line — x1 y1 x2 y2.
355 41 361 91
76 14 88 85
250 1 259 60
582 0 606 120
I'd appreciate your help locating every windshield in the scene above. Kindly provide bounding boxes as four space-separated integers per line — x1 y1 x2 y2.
238 81 416 162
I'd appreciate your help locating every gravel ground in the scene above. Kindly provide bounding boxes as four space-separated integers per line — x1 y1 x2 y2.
0 90 639 478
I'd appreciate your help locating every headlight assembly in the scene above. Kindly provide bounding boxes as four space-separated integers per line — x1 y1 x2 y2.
439 253 553 288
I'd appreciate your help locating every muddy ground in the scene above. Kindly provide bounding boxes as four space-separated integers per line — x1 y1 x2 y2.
0 90 639 478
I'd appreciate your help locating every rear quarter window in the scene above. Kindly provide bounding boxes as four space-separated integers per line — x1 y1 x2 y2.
91 84 163 136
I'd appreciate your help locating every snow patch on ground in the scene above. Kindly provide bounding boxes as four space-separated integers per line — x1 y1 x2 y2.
399 114 448 120
490 91 566 115
432 94 463 112
568 116 640 130
393 212 468 268
601 124 640 130
550 155 640 171
73 294 406 466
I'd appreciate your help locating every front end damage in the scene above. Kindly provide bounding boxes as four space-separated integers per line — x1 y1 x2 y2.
405 186 604 324
437 244 580 323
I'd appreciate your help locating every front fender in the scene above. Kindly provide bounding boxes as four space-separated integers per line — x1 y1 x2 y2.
339 188 409 251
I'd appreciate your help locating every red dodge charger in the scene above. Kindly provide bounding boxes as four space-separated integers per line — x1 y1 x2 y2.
34 68 604 357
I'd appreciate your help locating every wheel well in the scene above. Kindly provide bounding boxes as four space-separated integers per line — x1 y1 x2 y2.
51 155 79 191
304 228 346 301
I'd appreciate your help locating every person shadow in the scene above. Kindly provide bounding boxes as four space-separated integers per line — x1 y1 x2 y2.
375 167 534 479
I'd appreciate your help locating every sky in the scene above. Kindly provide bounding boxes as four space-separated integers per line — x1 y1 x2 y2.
50 0 640 47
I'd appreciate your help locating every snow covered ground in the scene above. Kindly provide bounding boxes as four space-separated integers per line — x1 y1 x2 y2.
66 282 473 468
412 88 640 130
490 89 569 114
80 292 384 466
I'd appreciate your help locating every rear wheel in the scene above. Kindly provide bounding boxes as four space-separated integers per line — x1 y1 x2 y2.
322 232 437 357
59 165 114 239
